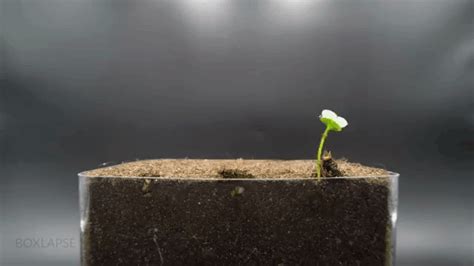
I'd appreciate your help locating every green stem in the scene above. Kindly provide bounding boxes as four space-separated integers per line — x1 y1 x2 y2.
316 126 330 180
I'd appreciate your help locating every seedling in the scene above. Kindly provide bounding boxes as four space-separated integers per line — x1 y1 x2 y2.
316 109 348 179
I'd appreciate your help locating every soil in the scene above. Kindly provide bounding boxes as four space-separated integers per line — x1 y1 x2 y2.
82 158 389 179
80 159 395 266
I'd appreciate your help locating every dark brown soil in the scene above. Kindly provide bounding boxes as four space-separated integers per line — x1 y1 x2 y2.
320 151 344 177
81 159 396 265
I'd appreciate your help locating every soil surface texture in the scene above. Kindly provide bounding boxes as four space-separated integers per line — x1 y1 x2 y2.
83 158 389 179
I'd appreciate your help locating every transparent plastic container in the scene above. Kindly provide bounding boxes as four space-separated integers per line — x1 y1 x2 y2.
79 171 398 265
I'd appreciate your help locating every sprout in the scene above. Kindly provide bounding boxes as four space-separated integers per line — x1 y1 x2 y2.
316 109 348 179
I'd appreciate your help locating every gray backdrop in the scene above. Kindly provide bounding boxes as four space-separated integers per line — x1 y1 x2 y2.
1 0 473 265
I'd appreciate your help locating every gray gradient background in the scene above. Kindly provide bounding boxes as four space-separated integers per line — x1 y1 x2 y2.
0 0 473 265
